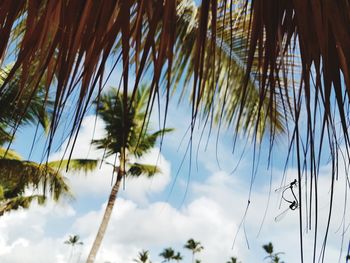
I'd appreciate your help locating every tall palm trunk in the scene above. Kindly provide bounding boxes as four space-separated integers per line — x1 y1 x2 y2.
86 170 123 262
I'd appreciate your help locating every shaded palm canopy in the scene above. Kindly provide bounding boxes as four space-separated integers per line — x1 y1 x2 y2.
0 0 350 261
0 65 98 215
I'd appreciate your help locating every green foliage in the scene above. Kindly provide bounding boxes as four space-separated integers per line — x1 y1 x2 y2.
93 86 172 175
133 250 151 263
0 158 70 201
64 235 84 246
184 239 203 263
0 156 71 215
184 239 204 254
128 163 160 178
0 146 99 216
166 0 286 140
0 147 22 160
0 64 51 139
173 252 183 262
48 159 99 173
159 248 182 262
159 247 175 262
263 242 284 263
226 257 238 263
93 87 172 158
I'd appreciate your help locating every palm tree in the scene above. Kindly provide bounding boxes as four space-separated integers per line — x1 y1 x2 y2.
159 248 176 262
226 257 239 263
86 87 172 262
262 242 284 263
64 235 84 263
172 252 183 262
133 250 151 263
184 239 204 263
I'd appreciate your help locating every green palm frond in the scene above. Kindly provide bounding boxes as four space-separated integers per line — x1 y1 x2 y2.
184 239 204 253
130 128 174 158
0 64 52 135
173 252 183 261
0 194 46 216
94 86 173 158
0 147 22 160
0 185 4 200
226 257 238 263
0 159 70 201
172 1 287 139
48 159 99 173
133 250 150 263
0 125 12 145
128 163 160 178
133 0 286 140
159 247 175 261
93 88 129 157
64 235 84 246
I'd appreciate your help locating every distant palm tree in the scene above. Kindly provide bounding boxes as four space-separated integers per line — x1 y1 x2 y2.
172 252 183 262
64 235 84 263
226 257 239 263
263 242 284 263
86 87 172 262
159 248 175 262
184 239 204 263
133 250 151 263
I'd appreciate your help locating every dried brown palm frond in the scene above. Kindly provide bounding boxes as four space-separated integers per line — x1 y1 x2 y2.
0 0 289 147
244 1 350 262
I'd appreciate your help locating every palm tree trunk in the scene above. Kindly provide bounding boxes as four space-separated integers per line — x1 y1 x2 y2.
86 171 123 262
68 246 73 263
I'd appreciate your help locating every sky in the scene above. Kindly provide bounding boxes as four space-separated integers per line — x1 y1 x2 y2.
1 65 350 263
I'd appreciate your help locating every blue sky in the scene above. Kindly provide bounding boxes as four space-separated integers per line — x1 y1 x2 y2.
1 62 350 263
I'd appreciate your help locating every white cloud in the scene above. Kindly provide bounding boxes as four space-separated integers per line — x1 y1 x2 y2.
1 163 349 263
0 202 76 263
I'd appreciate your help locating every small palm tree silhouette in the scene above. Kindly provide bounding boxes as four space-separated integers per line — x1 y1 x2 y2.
133 250 151 263
184 239 203 263
64 235 83 263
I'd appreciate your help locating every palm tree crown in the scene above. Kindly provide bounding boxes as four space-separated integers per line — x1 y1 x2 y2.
184 239 204 263
93 86 172 160
159 248 175 262
133 250 151 263
64 234 84 263
226 257 238 263
263 242 284 263
64 235 84 246
172 252 183 262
